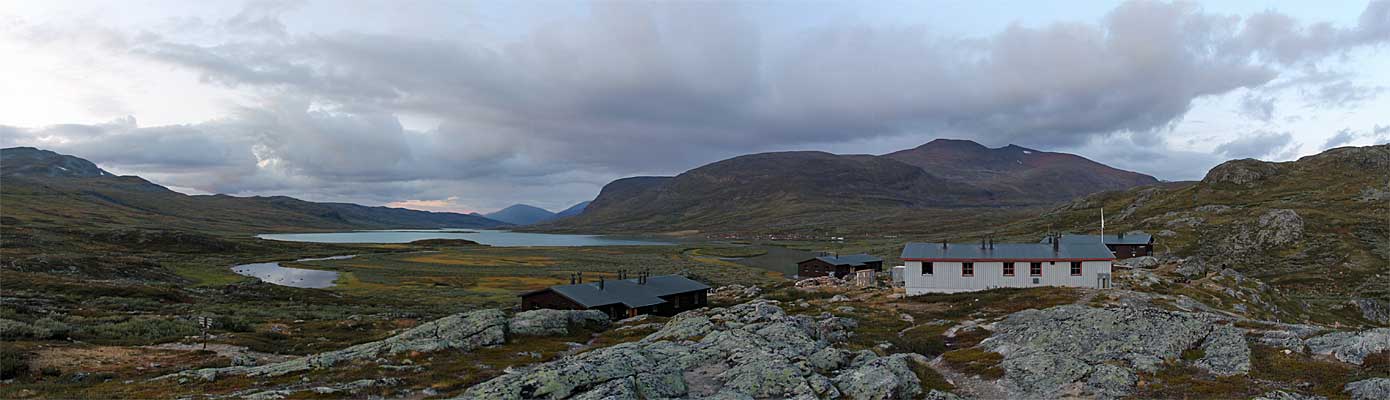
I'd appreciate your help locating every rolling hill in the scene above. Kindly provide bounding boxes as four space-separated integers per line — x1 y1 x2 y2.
0 147 508 234
998 144 1390 322
548 139 1158 233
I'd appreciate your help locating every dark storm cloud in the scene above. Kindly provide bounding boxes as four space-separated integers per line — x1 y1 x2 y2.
7 1 1390 209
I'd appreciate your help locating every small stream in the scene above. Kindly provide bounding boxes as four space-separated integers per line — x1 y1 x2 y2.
231 255 355 288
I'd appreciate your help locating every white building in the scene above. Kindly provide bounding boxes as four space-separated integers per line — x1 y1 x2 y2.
901 240 1114 295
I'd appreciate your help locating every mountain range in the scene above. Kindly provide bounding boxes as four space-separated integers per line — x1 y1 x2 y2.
547 139 1158 232
481 201 591 225
0 147 508 233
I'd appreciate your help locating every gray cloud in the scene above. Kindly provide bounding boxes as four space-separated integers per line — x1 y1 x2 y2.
1215 131 1299 160
5 1 1389 210
1323 125 1390 149
1325 128 1360 148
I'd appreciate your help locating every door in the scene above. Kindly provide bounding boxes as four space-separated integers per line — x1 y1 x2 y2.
1097 273 1111 289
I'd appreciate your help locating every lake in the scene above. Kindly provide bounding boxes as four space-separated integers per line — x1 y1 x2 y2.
255 229 673 246
231 255 352 288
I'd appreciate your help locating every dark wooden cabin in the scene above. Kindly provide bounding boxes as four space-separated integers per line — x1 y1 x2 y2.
1048 232 1155 259
519 273 710 320
797 254 884 278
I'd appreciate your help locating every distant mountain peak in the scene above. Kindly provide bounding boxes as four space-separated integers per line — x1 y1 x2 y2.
484 203 559 225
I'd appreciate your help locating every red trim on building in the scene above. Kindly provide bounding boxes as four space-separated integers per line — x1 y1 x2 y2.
903 258 1114 262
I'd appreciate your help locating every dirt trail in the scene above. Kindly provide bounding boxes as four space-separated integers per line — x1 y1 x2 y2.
928 356 1009 400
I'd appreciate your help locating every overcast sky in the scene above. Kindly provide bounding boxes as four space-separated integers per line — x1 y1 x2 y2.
2 0 1388 213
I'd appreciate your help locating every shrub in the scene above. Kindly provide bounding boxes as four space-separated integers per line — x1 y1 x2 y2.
76 317 199 344
0 347 28 379
0 317 70 340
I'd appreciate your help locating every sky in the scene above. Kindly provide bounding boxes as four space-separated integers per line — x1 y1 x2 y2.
1 0 1388 214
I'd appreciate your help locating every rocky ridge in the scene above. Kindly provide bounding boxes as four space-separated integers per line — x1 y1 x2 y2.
166 309 608 382
458 300 936 399
980 304 1250 399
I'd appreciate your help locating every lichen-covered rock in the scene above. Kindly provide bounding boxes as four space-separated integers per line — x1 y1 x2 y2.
1176 258 1209 278
1345 378 1390 400
1255 209 1303 247
981 305 1249 399
1196 324 1251 376
1253 390 1327 400
459 301 868 400
832 353 925 400
508 309 610 337
170 309 507 380
809 347 851 371
1305 328 1390 365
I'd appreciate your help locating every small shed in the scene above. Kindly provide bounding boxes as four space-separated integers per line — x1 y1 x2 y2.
1047 232 1155 259
797 254 884 278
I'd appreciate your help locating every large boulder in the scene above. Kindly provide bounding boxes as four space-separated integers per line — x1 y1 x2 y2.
508 309 610 337
1305 328 1390 365
459 300 910 400
1254 209 1304 248
981 305 1249 399
1345 378 1390 400
832 353 926 400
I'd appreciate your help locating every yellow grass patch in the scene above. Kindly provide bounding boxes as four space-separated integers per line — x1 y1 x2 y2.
402 254 555 266
474 275 567 292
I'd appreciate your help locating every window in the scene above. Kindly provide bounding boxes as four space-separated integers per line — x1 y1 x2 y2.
922 262 934 275
1003 262 1015 276
1030 262 1042 276
962 262 974 276
1070 261 1083 276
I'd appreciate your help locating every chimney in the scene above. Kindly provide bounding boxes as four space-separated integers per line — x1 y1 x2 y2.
599 276 605 290
988 237 994 250
1052 233 1060 252
569 273 575 285
577 271 583 284
980 238 986 250
941 240 948 249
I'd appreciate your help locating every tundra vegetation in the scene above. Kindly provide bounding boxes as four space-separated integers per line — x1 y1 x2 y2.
1 145 1386 399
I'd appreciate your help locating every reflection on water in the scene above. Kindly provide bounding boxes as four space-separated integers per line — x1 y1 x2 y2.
256 229 671 246
231 255 353 288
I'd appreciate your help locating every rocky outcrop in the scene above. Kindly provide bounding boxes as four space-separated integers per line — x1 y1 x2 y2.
508 309 610 337
1345 378 1390 400
1352 298 1390 325
170 309 509 380
832 353 927 400
1305 328 1390 365
1203 159 1280 187
1117 256 1159 269
459 301 928 400
1254 209 1303 248
980 305 1249 399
